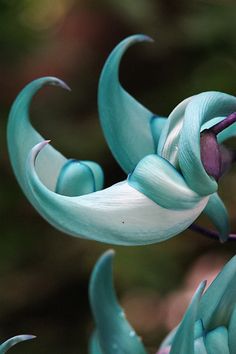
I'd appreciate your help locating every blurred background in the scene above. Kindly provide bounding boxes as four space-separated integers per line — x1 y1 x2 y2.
1 0 236 353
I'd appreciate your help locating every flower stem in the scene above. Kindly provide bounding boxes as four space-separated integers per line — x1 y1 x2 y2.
211 112 236 135
189 223 236 242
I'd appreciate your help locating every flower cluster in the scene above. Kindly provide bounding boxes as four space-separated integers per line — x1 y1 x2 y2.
89 250 236 354
3 34 236 352
7 35 236 245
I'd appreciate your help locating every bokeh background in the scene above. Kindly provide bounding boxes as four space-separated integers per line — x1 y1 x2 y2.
1 0 236 353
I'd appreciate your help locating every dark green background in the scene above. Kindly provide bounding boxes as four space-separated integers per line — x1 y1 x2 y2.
0 1 236 353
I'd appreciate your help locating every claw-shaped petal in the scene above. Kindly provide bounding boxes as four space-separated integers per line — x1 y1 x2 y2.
7 77 103 199
0 335 35 353
203 193 229 242
89 250 147 354
170 281 206 354
98 34 166 174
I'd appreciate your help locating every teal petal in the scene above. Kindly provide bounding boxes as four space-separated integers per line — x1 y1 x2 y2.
89 250 147 354
0 335 35 353
159 320 205 351
193 337 207 354
89 331 104 354
128 154 207 210
198 255 236 330
98 35 164 174
55 159 104 197
169 281 206 354
205 326 229 354
178 92 236 196
158 96 193 167
228 305 236 352
203 193 229 242
150 116 167 151
7 77 103 198
25 141 209 245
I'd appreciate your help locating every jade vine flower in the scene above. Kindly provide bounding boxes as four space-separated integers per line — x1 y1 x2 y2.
89 251 236 354
7 35 236 245
0 335 34 353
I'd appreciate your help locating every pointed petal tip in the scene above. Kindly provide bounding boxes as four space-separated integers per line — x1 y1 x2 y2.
95 249 115 269
16 334 36 342
199 280 207 292
50 78 71 91
31 140 51 156
134 34 154 43
32 76 71 91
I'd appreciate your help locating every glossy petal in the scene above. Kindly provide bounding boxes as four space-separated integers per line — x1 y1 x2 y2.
178 91 236 196
158 96 193 166
228 306 236 352
197 255 236 330
0 335 35 353
128 154 205 210
205 326 230 354
169 281 206 354
193 338 207 354
55 159 104 196
25 141 208 245
89 331 104 354
89 250 147 354
203 193 229 242
98 35 165 174
7 77 103 198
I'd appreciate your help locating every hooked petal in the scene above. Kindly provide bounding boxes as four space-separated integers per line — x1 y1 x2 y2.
178 92 236 196
0 335 35 353
89 250 147 354
25 141 208 245
7 77 103 199
98 35 165 174
169 281 206 354
203 193 229 242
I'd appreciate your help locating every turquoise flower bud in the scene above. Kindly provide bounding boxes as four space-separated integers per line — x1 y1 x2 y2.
7 35 236 245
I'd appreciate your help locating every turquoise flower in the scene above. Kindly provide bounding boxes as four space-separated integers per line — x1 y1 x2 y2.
89 250 236 354
7 35 236 245
0 335 35 353
158 254 236 354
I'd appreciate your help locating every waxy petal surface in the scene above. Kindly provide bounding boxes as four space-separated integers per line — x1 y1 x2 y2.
169 281 206 354
0 335 35 353
89 250 147 354
197 255 236 330
98 35 165 174
7 77 103 198
25 142 208 245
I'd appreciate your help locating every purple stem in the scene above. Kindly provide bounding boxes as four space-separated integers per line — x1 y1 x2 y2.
189 224 236 242
211 112 236 135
